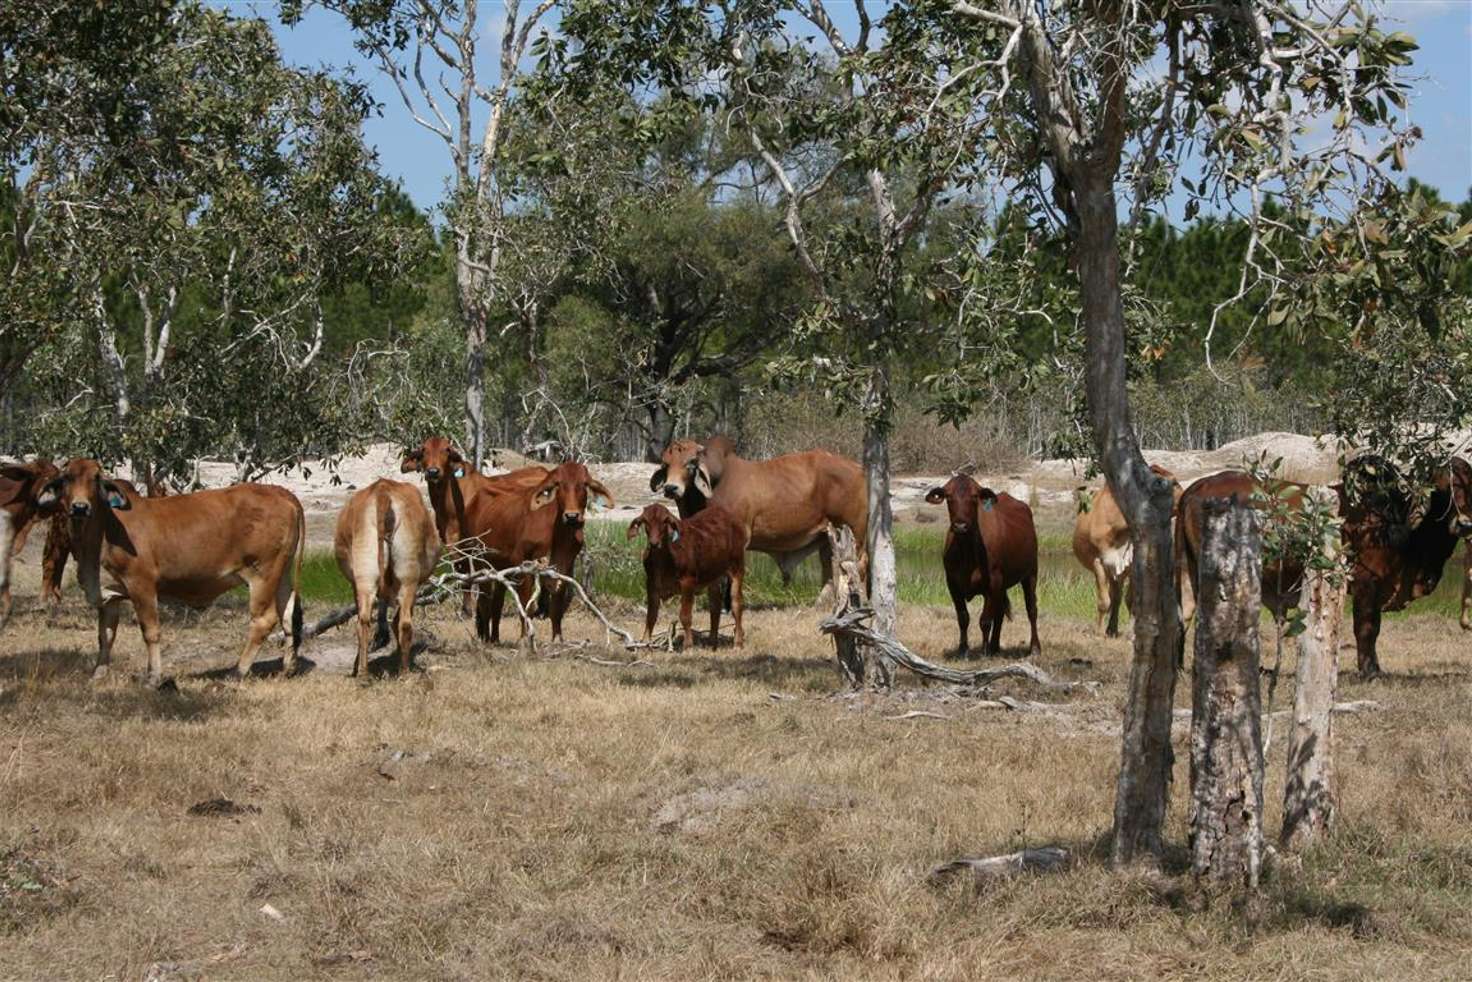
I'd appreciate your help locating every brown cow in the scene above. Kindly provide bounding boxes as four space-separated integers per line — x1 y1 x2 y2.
1072 464 1182 636
465 460 614 644
627 503 747 650
0 458 60 628
334 478 442 677
36 459 306 685
1340 455 1472 675
1174 470 1311 625
400 436 548 613
925 474 1041 657
650 436 868 593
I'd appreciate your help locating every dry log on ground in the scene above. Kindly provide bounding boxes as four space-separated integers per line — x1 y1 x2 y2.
930 846 1071 883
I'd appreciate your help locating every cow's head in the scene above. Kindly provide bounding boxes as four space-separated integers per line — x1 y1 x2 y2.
532 461 613 528
650 438 718 502
34 458 131 520
0 459 60 512
1435 456 1472 537
627 504 679 548
401 436 466 484
925 474 996 535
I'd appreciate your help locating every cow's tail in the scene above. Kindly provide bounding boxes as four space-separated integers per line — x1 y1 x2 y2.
376 490 397 599
1000 591 1012 621
288 499 306 659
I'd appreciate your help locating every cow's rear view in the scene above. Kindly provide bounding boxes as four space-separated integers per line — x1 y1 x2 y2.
335 479 441 676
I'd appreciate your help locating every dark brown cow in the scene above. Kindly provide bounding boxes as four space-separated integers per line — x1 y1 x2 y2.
0 458 60 627
1071 464 1182 636
627 503 747 650
465 460 614 644
650 436 868 593
925 474 1041 657
400 436 549 612
1174 470 1311 624
1340 455 1472 676
37 459 306 685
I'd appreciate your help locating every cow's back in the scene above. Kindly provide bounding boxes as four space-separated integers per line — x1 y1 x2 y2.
718 450 866 551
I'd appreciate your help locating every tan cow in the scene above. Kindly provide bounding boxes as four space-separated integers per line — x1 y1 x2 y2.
1071 464 1182 636
37 459 306 685
0 458 60 628
651 436 868 594
334 478 441 677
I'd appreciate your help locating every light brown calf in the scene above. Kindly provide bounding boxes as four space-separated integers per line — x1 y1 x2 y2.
37 459 306 685
0 458 60 628
335 479 442 677
1071 464 1181 636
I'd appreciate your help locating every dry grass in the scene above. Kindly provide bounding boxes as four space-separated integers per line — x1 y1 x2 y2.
2 559 1471 978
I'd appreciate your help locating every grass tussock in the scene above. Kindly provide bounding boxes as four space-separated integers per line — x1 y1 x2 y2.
2 576 1472 978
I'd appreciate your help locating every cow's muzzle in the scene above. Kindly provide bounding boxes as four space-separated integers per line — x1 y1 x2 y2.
661 483 681 500
562 511 585 527
1457 517 1472 537
951 522 969 534
424 467 442 480
71 502 91 517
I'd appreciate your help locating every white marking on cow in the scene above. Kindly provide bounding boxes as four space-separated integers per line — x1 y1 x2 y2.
1100 541 1132 581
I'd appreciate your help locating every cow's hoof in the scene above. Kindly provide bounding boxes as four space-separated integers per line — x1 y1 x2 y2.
230 668 251 682
1028 646 1041 659
90 665 110 682
151 675 175 692
945 646 968 660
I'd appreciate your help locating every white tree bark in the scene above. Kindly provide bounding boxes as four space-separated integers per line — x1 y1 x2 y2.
1188 498 1265 890
1281 522 1346 849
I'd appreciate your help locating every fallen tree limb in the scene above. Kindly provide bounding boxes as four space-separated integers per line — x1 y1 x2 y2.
930 846 1071 883
884 710 952 722
819 607 1097 692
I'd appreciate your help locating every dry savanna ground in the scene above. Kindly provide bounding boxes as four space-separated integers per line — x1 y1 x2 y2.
2 541 1471 979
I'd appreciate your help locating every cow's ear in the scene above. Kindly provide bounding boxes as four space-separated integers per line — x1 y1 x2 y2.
0 465 29 506
400 449 423 473
34 477 63 512
587 479 614 513
102 481 130 510
448 446 465 464
626 517 645 541
924 487 947 505
693 465 714 497
531 479 559 510
649 465 668 493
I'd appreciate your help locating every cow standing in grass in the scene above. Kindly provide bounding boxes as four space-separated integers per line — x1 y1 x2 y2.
36 459 306 685
0 458 60 629
925 474 1041 658
335 478 441 677
628 503 747 650
1072 464 1181 637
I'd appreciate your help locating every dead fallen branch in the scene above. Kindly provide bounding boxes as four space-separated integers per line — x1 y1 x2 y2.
819 606 1097 692
965 695 1063 714
930 846 1071 883
884 710 952 722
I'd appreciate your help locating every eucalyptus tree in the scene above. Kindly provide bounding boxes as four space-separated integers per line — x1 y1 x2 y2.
288 0 560 469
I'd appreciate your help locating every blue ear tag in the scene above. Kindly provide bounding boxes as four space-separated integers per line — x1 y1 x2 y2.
671 529 680 543
108 492 125 508
982 498 993 511
453 467 465 479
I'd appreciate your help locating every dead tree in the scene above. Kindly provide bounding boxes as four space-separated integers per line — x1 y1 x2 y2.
1188 497 1265 890
827 524 871 688
1281 514 1346 849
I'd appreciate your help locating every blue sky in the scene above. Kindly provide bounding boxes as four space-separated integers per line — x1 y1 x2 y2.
230 0 1471 213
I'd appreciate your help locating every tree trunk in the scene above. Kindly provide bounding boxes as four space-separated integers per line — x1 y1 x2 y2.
861 370 896 688
1072 178 1183 867
646 399 675 464
1281 523 1345 849
827 523 869 689
1188 497 1265 890
462 299 488 470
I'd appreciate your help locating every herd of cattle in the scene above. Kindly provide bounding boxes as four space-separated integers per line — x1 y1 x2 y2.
0 437 1469 685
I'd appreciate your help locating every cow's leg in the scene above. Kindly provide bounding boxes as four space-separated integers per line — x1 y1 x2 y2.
987 592 1005 655
522 576 543 644
1022 575 1042 657
41 516 68 614
0 512 14 629
1089 558 1110 634
352 584 375 678
131 590 165 686
1351 587 1383 678
395 582 417 674
706 582 722 648
1461 542 1471 632
730 567 745 649
478 581 505 644
457 557 475 619
1105 574 1125 638
947 582 970 658
678 585 695 651
642 587 660 643
815 534 835 607
93 600 122 681
235 577 282 679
